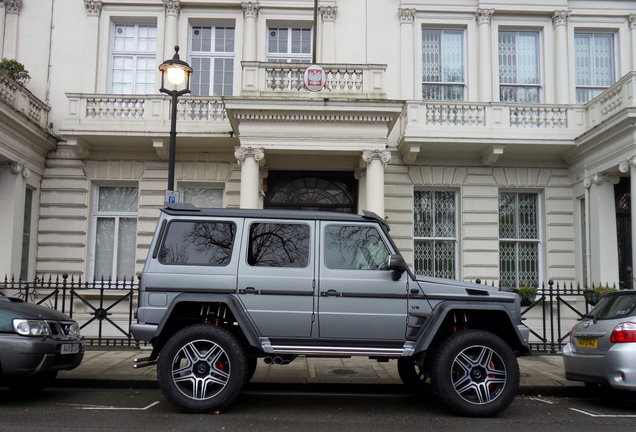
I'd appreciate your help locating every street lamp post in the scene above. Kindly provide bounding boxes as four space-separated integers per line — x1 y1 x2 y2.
159 46 193 192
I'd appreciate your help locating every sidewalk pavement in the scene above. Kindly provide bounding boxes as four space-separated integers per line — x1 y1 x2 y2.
56 347 583 396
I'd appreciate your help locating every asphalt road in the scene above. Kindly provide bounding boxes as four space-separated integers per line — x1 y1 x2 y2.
0 383 635 432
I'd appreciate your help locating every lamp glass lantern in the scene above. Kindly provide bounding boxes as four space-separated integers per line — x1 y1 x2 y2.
159 46 193 94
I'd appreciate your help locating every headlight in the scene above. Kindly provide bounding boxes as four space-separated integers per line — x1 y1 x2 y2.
67 322 81 337
13 319 50 336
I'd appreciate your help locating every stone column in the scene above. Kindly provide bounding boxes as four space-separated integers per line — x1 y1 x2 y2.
0 2 6 59
242 2 259 61
476 9 494 103
553 11 570 104
399 8 416 100
620 156 636 285
235 147 265 209
361 150 391 218
355 168 366 215
163 1 181 60
3 0 21 59
584 173 620 285
319 6 337 63
83 1 102 92
0 162 29 277
630 15 636 72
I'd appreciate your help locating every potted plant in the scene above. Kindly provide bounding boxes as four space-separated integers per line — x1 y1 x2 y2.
512 286 537 306
583 285 616 306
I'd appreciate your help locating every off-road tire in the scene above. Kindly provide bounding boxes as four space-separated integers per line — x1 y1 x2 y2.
157 324 247 413
430 330 519 417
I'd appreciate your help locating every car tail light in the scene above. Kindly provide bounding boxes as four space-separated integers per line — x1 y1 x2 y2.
569 324 579 342
610 322 636 343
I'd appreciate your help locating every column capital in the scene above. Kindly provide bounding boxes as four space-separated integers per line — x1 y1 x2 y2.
630 14 636 30
0 162 30 177
83 0 102 17
319 5 337 22
552 10 571 27
4 0 22 14
235 146 265 166
475 8 494 25
361 150 391 168
619 156 636 173
584 172 620 188
163 0 181 17
242 2 260 19
398 8 416 24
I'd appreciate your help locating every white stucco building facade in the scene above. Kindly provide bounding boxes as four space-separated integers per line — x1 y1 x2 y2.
1 0 635 290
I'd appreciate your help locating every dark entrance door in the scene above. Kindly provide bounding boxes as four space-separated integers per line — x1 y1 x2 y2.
615 178 633 289
264 171 358 213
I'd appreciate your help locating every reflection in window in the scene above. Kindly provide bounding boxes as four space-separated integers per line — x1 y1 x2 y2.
159 221 235 266
325 226 390 271
248 223 310 268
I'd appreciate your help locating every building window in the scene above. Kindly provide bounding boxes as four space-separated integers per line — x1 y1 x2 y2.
92 186 138 280
20 188 33 281
182 187 224 208
110 24 157 94
422 29 465 101
190 25 235 96
499 192 539 288
267 26 312 63
414 191 456 279
575 33 615 104
498 31 540 103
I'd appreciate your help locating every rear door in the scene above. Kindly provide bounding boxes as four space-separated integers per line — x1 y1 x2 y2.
237 219 315 338
317 222 408 340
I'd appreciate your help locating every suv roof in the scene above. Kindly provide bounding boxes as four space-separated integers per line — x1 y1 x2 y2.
161 204 388 229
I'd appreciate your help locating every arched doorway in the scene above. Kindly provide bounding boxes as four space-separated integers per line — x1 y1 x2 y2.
264 171 357 213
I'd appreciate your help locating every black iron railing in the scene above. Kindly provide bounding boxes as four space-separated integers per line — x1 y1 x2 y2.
1 275 632 352
0 274 140 347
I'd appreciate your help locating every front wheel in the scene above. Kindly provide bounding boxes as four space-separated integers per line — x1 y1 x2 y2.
157 324 247 413
430 330 520 417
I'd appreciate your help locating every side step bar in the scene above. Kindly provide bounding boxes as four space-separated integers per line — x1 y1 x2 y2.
134 356 157 368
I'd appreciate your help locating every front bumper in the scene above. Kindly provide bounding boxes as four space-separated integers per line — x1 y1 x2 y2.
0 334 85 377
563 342 636 391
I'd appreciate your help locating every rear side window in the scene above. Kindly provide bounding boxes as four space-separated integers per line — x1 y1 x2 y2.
592 294 636 320
325 225 390 270
159 221 236 266
248 223 310 268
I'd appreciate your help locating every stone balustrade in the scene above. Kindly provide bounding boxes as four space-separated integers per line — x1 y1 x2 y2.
241 62 387 98
0 69 50 130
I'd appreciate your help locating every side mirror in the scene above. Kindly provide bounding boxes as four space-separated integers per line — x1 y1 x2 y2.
388 254 408 281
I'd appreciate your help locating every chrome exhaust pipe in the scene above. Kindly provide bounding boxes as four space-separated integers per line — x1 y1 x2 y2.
263 356 273 365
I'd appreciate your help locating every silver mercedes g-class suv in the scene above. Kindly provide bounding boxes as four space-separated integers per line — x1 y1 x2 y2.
131 204 530 417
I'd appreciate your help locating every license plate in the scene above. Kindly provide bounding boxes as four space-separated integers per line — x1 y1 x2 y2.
61 343 79 354
577 337 598 348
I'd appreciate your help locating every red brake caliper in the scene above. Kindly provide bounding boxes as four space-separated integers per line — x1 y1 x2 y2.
488 361 495 389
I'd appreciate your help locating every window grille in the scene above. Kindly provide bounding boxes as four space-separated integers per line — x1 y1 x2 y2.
575 33 615 104
414 191 456 279
498 31 540 103
499 192 539 288
422 29 465 101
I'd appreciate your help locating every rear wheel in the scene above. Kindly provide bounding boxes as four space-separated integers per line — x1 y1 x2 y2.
431 330 519 417
397 357 431 395
157 324 247 413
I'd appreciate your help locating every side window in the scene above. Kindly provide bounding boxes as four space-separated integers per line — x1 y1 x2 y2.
248 223 310 268
159 221 236 266
325 225 390 271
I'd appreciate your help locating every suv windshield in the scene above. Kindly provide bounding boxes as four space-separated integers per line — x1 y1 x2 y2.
590 294 636 320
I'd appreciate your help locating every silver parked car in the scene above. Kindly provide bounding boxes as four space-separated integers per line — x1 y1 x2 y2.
563 290 636 391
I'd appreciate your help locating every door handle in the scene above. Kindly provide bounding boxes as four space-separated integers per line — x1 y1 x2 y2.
410 288 420 294
240 287 259 294
321 290 340 297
